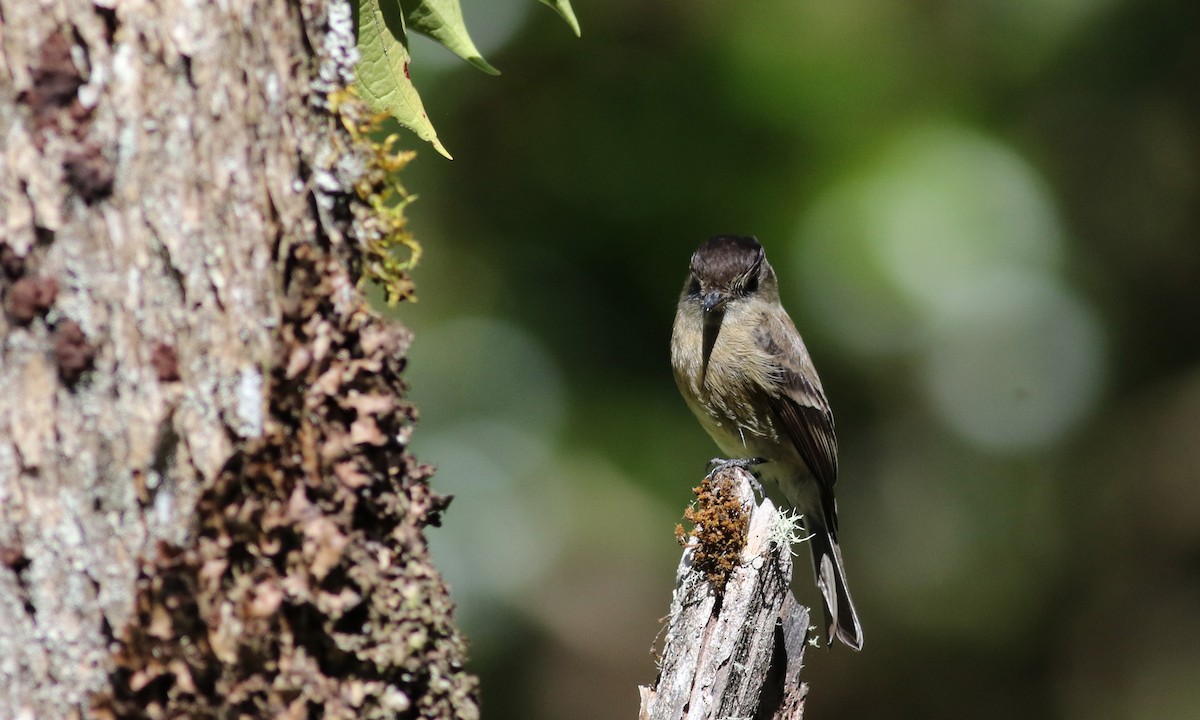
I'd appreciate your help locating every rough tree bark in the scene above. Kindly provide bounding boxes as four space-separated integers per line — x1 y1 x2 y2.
639 467 809 720
0 1 477 717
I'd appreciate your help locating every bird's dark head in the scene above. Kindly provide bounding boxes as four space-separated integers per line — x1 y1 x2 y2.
684 235 775 312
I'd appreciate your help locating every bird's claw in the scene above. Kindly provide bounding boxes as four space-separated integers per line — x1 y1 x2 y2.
706 456 765 472
705 457 767 499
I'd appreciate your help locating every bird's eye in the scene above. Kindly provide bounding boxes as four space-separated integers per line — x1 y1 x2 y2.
687 277 701 296
743 273 759 294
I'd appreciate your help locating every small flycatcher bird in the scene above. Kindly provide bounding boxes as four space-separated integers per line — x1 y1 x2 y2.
670 235 864 650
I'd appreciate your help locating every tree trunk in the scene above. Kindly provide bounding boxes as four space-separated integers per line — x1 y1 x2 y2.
0 1 477 717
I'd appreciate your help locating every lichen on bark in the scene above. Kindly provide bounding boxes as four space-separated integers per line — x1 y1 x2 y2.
97 243 478 719
0 0 477 717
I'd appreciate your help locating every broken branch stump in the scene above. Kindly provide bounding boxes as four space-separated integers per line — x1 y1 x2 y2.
639 467 810 720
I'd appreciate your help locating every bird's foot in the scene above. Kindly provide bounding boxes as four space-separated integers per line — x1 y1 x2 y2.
705 457 767 498
706 456 765 473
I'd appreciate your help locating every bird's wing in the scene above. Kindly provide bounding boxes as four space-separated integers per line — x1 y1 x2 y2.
770 381 838 489
755 314 839 508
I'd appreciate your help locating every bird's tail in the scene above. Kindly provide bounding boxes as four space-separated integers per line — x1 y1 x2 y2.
809 529 864 650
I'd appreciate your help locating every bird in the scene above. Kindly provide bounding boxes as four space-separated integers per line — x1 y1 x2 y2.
670 234 864 650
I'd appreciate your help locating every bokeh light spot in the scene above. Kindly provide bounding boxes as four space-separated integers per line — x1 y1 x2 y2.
921 271 1105 450
868 124 1064 312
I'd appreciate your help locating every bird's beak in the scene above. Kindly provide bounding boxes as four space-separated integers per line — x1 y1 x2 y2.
701 290 726 314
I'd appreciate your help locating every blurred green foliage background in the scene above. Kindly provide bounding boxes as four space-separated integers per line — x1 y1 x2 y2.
385 0 1200 717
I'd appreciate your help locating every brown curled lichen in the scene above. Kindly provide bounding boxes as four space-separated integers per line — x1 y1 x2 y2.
95 241 478 720
678 471 749 593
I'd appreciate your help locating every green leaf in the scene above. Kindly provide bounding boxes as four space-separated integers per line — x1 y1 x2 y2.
354 0 452 159
401 0 500 75
538 0 581 37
